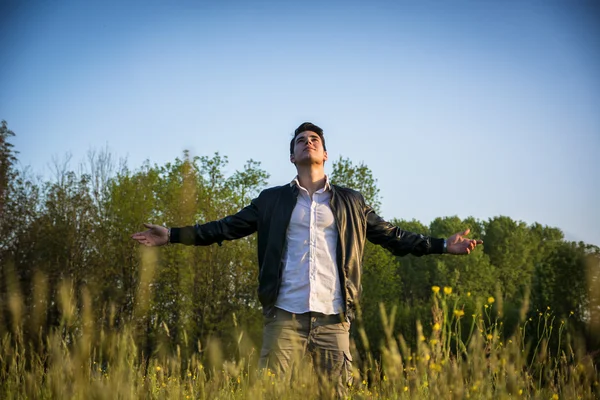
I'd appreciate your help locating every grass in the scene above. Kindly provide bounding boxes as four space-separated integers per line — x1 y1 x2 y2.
0 270 598 399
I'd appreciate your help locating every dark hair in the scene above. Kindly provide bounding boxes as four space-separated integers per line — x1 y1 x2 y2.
289 122 326 155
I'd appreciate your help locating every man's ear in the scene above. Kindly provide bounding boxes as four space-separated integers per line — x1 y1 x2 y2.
323 151 328 162
290 154 295 164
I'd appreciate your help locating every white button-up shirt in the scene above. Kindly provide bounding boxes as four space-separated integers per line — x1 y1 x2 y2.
275 176 344 315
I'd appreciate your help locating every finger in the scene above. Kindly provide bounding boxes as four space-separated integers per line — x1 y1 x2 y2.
462 228 471 236
476 240 483 244
132 233 146 239
143 223 156 229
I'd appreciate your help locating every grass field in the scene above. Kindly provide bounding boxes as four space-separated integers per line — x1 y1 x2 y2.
1 278 598 400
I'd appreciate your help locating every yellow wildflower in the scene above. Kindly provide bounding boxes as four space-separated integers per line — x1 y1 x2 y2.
454 309 465 317
519 389 523 395
552 394 558 400
444 286 452 295
487 334 493 340
432 286 440 294
467 292 471 297
155 366 161 372
433 322 441 331
404 386 408 392
487 296 495 304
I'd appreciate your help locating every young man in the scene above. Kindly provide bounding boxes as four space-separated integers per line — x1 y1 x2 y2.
132 122 482 394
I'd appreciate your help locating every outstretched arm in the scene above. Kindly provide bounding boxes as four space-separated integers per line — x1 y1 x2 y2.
365 206 482 256
131 200 259 247
366 206 445 256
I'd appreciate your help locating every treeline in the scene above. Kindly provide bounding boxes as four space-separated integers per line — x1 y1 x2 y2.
1 120 599 365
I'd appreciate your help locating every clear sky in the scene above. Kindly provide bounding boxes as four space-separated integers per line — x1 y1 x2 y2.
1 0 599 245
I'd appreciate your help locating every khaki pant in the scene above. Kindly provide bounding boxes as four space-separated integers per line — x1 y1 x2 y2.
259 308 353 398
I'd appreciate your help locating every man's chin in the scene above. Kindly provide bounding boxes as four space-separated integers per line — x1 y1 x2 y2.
295 158 324 167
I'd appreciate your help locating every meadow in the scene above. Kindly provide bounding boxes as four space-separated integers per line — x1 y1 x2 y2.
1 267 598 399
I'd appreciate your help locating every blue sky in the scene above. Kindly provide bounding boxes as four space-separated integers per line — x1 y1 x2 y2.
1 0 599 245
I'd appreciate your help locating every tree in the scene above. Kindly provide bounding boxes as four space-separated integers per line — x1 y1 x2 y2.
483 216 536 299
0 120 16 207
330 156 381 213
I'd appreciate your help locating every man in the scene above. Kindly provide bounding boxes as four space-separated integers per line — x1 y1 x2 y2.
132 122 482 395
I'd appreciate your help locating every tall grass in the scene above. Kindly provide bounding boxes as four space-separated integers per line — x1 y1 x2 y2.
0 253 598 399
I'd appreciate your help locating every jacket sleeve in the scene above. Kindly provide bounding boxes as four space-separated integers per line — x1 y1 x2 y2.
169 198 259 246
365 204 444 256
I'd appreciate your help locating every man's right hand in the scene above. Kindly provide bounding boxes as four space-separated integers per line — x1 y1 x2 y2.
131 223 169 246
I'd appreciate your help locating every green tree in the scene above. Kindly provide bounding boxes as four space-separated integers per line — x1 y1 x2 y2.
429 216 495 297
330 156 381 212
483 216 536 299
0 120 17 217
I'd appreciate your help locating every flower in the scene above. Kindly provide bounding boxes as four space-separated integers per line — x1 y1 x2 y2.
444 287 452 295
487 334 493 340
432 286 440 294
487 296 495 304
467 292 471 297
433 322 441 331
155 366 162 372
552 394 558 400
454 309 465 318
404 386 409 392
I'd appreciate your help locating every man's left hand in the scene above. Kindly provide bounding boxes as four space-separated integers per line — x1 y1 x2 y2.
447 228 483 255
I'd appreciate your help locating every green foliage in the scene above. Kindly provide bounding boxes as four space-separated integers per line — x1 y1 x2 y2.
330 156 381 213
1 279 598 399
483 216 536 298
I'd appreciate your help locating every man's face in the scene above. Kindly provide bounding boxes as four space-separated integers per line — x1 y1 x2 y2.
290 130 328 166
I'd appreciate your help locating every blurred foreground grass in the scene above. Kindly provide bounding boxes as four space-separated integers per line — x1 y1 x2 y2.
1 256 598 399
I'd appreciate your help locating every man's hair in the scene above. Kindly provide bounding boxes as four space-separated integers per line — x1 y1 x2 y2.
289 122 327 155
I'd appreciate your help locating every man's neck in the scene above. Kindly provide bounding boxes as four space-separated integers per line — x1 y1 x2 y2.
296 166 327 198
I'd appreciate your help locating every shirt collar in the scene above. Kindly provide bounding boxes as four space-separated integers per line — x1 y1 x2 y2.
290 175 331 192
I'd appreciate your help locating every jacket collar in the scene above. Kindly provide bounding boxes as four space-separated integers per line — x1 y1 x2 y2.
289 175 332 192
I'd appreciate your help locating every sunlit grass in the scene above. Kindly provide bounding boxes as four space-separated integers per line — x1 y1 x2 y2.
0 257 598 399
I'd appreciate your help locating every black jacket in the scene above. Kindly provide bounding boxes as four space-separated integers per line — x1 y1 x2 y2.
170 183 444 321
